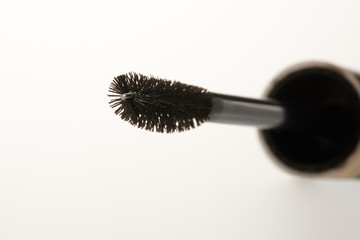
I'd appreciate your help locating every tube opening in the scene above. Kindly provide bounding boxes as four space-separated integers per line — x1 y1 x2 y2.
262 67 360 173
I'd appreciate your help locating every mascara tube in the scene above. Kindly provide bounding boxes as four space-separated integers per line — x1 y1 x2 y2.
259 62 360 178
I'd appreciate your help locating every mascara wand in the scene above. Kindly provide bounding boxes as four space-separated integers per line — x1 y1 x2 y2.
108 72 285 133
108 62 360 178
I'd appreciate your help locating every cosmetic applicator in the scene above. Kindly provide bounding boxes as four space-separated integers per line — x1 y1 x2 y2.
108 62 360 178
108 73 285 132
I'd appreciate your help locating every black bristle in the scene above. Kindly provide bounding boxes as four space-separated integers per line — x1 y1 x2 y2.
108 72 213 133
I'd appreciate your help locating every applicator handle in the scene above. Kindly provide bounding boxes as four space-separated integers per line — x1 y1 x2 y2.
210 93 285 129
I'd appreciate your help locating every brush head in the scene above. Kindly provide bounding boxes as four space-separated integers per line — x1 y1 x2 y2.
108 72 212 133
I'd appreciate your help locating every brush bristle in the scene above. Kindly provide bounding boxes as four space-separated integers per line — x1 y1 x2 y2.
108 72 212 133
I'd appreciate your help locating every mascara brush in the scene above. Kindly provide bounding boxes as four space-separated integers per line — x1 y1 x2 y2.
108 72 285 133
108 62 360 178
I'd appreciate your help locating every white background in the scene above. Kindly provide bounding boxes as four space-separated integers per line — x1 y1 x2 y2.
1 0 360 239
